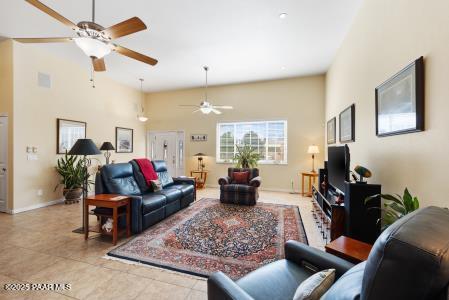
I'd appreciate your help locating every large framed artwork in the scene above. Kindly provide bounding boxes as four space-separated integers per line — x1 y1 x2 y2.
339 104 355 143
375 56 424 137
327 117 336 144
116 127 133 153
57 118 86 154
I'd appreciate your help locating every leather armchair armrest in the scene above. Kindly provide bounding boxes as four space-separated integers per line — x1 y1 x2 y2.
129 195 143 234
173 177 195 186
218 176 231 186
285 240 354 278
208 272 254 300
249 176 261 187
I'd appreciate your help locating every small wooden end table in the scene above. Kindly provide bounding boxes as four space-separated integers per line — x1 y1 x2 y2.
301 172 318 197
325 236 373 264
85 194 131 245
190 170 208 189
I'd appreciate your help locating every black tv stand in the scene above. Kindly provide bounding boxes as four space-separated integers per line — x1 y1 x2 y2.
312 168 381 244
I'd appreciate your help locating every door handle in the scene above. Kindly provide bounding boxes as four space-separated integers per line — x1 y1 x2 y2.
1 168 5 172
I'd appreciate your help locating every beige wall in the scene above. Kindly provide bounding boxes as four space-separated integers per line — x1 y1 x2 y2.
11 42 146 210
325 0 449 207
0 40 14 209
146 76 325 192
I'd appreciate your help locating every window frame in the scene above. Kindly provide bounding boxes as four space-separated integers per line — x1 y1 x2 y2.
216 120 288 165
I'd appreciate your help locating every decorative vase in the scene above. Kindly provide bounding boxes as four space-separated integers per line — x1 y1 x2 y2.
63 188 83 204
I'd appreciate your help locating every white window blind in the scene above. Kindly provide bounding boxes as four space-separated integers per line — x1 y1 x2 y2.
216 120 288 164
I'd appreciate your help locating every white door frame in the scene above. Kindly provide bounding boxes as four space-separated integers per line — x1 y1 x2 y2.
0 114 8 213
147 130 186 176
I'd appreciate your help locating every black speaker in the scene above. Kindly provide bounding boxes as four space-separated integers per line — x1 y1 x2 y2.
344 182 381 244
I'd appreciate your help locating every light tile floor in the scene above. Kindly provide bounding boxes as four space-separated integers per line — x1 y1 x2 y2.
0 188 325 300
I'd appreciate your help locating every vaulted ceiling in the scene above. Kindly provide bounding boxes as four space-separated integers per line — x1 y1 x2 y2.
0 0 362 91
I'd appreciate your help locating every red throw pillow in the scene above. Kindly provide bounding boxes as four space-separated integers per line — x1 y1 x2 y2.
233 171 249 184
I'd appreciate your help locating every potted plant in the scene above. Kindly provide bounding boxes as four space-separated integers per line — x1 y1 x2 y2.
54 152 91 204
234 145 261 168
365 187 420 230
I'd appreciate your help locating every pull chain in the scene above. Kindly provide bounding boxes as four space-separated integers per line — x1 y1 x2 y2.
90 67 96 88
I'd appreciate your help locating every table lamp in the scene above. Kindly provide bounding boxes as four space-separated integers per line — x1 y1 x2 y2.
307 145 320 173
194 153 206 171
68 139 101 234
100 142 115 164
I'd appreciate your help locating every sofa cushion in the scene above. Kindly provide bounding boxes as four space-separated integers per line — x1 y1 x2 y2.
321 262 364 300
172 183 194 197
293 269 335 300
232 171 250 184
361 206 449 300
236 259 314 300
155 188 182 204
142 193 167 215
101 163 141 196
129 160 152 194
220 184 257 193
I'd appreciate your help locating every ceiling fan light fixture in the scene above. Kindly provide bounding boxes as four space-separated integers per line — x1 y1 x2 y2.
74 37 111 59
138 116 149 122
200 107 212 114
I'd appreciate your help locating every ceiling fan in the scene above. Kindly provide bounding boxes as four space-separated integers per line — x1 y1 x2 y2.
14 0 158 72
180 66 233 115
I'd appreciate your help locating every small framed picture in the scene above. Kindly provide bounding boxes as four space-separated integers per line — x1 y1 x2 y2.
375 56 424 137
116 127 133 153
57 119 86 154
327 117 336 144
339 104 355 143
191 134 207 142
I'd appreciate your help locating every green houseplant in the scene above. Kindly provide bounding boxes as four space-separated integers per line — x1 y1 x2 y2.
55 152 91 204
365 187 420 230
233 145 261 168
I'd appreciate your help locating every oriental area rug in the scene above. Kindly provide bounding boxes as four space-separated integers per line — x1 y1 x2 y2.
108 198 308 279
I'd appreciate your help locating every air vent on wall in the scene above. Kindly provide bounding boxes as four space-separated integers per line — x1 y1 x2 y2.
37 72 51 88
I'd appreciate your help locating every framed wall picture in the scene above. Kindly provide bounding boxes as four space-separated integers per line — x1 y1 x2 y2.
191 134 207 142
115 127 133 153
375 56 424 137
339 104 355 143
327 117 336 144
57 118 86 154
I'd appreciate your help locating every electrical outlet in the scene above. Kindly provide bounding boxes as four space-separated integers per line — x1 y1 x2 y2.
37 189 43 197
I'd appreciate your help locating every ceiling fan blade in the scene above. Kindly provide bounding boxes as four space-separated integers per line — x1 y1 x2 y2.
213 105 233 109
179 105 201 107
25 0 78 30
113 44 158 66
14 37 73 43
192 109 201 114
211 108 222 115
92 58 106 72
102 17 147 40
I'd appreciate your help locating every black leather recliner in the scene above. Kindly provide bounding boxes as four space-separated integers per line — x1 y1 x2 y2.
208 206 449 300
95 160 195 233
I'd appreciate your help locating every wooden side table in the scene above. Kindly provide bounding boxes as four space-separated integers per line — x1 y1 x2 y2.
85 194 131 245
190 170 208 189
301 172 318 197
325 236 373 264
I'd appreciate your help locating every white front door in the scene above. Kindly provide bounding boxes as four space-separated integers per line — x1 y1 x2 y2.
0 116 8 212
148 131 185 177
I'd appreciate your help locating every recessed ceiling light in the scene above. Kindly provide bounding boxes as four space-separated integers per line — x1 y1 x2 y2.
281 66 286 70
279 13 288 19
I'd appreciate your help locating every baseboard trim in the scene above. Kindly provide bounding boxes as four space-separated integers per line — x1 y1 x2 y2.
207 184 300 194
8 198 65 214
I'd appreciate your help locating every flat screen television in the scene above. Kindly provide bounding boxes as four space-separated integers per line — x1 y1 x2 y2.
327 145 350 193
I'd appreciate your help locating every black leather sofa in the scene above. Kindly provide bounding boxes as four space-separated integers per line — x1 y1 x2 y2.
95 160 195 233
208 206 449 300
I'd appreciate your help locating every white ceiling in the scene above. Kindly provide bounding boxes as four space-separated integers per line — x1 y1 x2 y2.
0 0 362 92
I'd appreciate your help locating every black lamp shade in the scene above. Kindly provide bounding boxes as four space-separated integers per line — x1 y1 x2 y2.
68 139 101 156
194 153 206 156
100 142 115 151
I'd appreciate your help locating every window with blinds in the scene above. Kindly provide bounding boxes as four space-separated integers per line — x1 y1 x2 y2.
216 120 288 164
